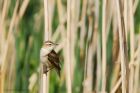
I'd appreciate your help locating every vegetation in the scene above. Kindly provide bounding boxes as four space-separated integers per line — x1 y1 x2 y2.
0 0 140 93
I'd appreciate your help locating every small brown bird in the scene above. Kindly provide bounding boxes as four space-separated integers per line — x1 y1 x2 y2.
40 41 61 76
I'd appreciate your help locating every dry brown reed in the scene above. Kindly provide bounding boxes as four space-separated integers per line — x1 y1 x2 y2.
0 0 29 93
101 0 107 92
41 0 50 93
0 0 140 93
115 0 129 92
128 0 135 93
65 0 72 93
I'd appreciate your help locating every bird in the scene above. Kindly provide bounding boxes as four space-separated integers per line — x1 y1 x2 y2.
40 41 61 77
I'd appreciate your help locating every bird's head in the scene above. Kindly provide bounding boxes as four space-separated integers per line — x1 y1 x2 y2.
40 41 58 57
43 41 58 52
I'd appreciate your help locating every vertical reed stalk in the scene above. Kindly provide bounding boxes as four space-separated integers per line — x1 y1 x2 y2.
70 0 80 81
83 15 93 93
47 0 55 39
44 0 49 41
124 0 128 41
129 0 135 92
80 0 87 56
66 0 72 93
134 39 140 93
42 0 50 93
96 33 102 92
0 0 17 93
6 1 19 92
101 0 107 92
94 0 101 92
115 0 128 92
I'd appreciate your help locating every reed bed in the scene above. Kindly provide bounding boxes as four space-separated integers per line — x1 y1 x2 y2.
0 0 140 93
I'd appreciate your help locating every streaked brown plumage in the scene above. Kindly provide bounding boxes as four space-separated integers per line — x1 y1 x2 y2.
48 50 61 76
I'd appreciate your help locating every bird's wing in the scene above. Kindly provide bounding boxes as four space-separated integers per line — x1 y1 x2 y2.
48 50 61 75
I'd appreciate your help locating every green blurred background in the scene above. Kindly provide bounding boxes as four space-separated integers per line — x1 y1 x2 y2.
0 0 140 93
